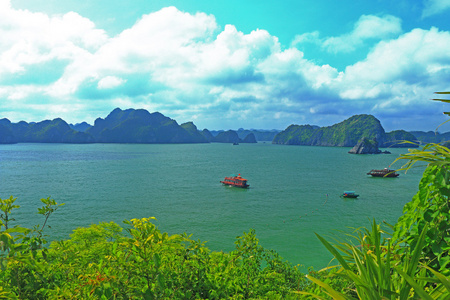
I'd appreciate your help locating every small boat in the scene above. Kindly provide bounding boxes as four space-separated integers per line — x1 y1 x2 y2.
341 191 359 198
367 168 399 177
220 174 249 188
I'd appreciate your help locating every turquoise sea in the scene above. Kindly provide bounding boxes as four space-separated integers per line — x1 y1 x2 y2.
0 143 423 270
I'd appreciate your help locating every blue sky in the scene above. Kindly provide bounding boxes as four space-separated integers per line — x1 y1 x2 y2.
2 0 450 131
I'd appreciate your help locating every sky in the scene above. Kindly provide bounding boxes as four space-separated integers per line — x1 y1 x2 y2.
1 0 450 131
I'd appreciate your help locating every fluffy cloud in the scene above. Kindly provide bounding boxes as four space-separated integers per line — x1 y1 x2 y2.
323 15 402 53
97 76 126 90
422 0 450 18
1 2 450 131
293 15 402 54
0 1 106 76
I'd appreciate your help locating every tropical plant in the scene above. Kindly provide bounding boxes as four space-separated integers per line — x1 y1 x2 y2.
391 93 450 274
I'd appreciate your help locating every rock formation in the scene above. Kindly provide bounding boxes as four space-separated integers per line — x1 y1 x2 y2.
348 138 390 154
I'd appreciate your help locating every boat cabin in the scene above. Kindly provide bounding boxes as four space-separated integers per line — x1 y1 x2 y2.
220 174 249 188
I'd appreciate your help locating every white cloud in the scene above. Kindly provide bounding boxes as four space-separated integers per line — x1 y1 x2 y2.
334 26 450 122
322 15 402 53
342 27 450 87
0 0 108 104
97 76 126 89
422 0 450 18
0 1 107 75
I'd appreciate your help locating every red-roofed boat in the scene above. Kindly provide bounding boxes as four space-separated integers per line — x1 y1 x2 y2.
220 174 249 188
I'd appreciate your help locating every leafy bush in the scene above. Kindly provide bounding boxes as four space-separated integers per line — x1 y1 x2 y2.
0 197 308 299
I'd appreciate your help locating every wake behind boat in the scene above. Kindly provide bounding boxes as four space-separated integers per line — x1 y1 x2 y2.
220 174 249 188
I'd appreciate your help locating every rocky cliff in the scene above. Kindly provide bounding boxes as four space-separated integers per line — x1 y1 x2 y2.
348 138 388 154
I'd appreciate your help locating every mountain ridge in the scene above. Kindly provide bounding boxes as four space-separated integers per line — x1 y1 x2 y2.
0 109 447 146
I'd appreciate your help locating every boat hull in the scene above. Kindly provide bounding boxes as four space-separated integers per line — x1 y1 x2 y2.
342 194 359 198
368 173 399 177
367 169 399 177
220 174 249 188
220 181 249 188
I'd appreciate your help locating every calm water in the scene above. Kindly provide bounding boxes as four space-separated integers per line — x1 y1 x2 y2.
0 143 423 270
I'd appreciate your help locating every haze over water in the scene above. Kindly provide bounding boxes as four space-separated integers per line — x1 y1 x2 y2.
0 143 423 269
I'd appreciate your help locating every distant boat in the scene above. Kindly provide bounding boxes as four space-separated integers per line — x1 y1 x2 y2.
367 168 399 177
220 174 249 188
341 191 359 198
233 142 239 145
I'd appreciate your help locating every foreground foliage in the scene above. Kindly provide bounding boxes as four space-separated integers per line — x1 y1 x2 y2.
0 197 313 299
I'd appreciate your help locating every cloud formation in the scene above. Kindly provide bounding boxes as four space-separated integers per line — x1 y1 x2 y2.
1 1 450 131
422 0 450 18
323 15 402 53
292 15 402 54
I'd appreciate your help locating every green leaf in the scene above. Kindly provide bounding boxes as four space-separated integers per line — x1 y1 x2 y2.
305 275 351 300
296 291 330 300
432 99 450 103
431 242 443 256
315 233 351 270
423 265 450 292
395 267 433 300
423 209 434 222
153 253 161 269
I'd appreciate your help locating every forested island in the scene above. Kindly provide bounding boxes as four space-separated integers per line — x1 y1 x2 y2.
0 108 446 147
272 114 418 148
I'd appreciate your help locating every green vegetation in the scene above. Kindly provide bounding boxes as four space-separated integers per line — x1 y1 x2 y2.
1 197 311 299
272 124 318 145
87 108 208 143
273 114 419 148
0 118 94 144
0 108 209 144
384 130 418 147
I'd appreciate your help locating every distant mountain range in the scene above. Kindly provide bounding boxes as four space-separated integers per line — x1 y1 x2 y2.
0 109 448 146
0 108 258 144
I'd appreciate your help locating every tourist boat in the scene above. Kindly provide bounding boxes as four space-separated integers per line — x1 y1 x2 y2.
367 168 399 177
341 191 359 198
220 174 249 188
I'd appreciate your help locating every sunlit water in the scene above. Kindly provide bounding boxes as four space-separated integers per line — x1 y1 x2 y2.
0 143 423 270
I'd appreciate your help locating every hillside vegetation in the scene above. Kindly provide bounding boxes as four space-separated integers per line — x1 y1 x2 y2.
273 114 418 148
0 108 258 144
